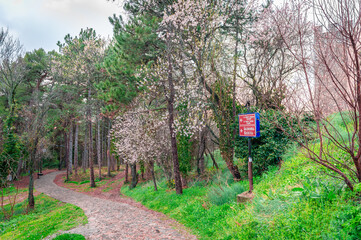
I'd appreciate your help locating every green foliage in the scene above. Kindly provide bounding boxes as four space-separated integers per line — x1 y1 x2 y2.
177 133 192 176
53 233 86 240
0 114 24 185
99 14 163 112
0 194 87 239
354 183 361 193
291 177 344 203
235 109 303 177
122 146 361 239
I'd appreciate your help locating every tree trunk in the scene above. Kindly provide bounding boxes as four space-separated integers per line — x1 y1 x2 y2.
197 129 206 175
83 121 88 173
68 122 73 175
221 146 241 180
125 163 129 183
166 35 182 194
65 132 68 170
16 158 23 180
232 10 240 161
140 161 145 180
130 163 138 189
74 123 79 176
58 142 62 170
117 156 120 171
28 155 35 209
206 147 219 169
28 137 38 210
88 85 96 188
112 155 116 172
150 161 157 191
97 115 102 180
219 115 241 180
107 119 111 177
65 133 69 181
102 121 106 170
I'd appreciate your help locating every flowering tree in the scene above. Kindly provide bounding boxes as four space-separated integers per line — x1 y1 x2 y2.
162 0 244 180
112 100 170 190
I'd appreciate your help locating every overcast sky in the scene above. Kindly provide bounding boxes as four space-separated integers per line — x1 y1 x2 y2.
0 0 123 52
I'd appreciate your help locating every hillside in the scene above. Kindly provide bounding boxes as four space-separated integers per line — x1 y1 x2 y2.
122 146 361 239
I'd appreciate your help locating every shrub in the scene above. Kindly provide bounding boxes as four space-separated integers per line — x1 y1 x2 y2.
235 109 303 177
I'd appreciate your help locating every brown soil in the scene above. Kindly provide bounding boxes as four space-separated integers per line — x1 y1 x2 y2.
54 171 160 215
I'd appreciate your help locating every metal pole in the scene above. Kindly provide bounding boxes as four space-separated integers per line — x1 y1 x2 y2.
246 101 253 192
248 138 253 192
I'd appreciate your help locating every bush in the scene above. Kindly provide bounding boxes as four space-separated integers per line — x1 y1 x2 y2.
235 109 303 177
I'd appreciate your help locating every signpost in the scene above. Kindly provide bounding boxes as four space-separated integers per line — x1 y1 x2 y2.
238 113 260 138
239 107 260 193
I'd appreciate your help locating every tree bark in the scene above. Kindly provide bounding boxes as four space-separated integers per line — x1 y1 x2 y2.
83 121 88 173
117 156 120 171
68 122 73 175
28 136 39 210
232 7 240 161
28 154 35 209
197 129 206 175
88 85 96 188
130 163 138 189
166 36 182 194
16 158 23 180
74 123 79 176
97 115 102 180
102 121 106 170
107 119 111 177
125 163 129 183
150 161 157 191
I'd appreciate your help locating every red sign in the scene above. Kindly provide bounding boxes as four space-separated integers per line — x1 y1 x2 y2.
239 114 256 137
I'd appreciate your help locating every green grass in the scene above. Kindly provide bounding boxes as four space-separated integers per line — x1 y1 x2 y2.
122 145 361 239
0 194 87 240
1 184 27 195
53 233 86 240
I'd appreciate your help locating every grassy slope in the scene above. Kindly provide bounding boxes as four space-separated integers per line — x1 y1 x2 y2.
122 146 361 239
0 193 87 240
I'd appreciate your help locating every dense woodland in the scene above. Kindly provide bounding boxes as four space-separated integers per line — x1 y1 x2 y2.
1 0 361 238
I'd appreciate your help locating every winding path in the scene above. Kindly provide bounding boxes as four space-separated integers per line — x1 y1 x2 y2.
35 171 197 240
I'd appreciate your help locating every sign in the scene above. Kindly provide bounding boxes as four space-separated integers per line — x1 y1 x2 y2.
238 113 260 138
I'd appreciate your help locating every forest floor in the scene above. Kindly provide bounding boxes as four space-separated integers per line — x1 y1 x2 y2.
2 169 59 206
36 171 197 240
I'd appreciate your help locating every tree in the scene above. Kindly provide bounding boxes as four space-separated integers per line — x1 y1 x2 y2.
241 4 300 109
273 0 361 190
0 28 25 180
161 0 242 180
54 28 107 187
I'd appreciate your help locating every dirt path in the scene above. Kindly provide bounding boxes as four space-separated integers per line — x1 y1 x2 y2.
35 171 197 240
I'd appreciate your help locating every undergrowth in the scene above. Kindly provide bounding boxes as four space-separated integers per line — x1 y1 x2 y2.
122 145 361 239
0 193 87 239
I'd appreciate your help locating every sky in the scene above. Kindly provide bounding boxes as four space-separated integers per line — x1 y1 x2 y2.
0 0 286 53
0 0 123 52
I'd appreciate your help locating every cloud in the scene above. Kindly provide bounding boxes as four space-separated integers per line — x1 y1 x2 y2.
0 0 121 52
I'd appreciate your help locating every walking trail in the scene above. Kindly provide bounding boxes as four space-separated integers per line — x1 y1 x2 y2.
35 171 197 240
